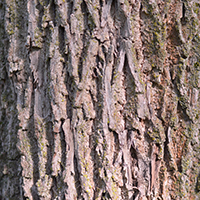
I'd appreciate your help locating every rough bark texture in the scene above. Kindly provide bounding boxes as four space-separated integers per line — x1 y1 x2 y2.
1 0 200 199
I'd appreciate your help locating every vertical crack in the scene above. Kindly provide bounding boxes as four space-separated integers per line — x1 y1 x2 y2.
181 3 186 25
36 1 44 30
58 25 66 54
74 154 82 199
28 73 40 200
50 0 57 26
60 118 67 172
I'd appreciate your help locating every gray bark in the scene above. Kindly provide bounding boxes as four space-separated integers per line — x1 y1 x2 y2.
0 0 200 199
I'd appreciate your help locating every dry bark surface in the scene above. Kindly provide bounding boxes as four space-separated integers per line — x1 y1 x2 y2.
1 0 200 199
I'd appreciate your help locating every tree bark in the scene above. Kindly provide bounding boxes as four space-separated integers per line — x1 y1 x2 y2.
1 0 200 199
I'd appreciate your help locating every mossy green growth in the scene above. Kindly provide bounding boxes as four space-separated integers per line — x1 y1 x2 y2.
181 157 191 173
7 0 16 35
193 3 200 15
147 128 160 143
34 27 43 48
7 24 15 35
88 14 96 31
170 115 178 128
178 96 189 110
110 176 119 200
194 62 200 71
190 70 200 89
141 3 166 71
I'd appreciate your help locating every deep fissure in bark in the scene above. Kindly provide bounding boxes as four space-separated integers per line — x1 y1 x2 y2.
1 0 200 199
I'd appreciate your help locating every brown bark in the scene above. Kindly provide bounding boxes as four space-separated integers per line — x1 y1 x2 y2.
0 0 200 199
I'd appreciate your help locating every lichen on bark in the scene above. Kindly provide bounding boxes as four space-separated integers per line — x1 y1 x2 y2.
1 0 200 199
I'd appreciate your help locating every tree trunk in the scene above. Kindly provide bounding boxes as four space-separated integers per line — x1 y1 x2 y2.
1 0 200 199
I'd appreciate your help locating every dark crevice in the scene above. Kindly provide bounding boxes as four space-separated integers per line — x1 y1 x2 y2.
1 0 32 198
180 50 188 59
50 176 57 199
130 138 139 189
96 55 104 75
50 0 57 26
120 154 129 199
78 57 83 82
91 55 105 198
59 118 67 172
82 106 87 121
81 0 89 29
45 0 50 6
83 0 96 33
177 100 191 121
50 175 67 200
0 47 23 198
169 23 182 46
99 0 103 7
77 1 91 82
58 25 66 54
123 54 137 130
101 190 111 200
89 89 96 118
65 71 75 121
110 0 117 21
91 134 104 199
177 159 182 173
63 39 74 123
172 74 191 122
74 154 82 199
93 57 104 129
23 196 30 200
181 3 186 25
110 54 117 86
38 26 55 177
195 173 200 193
28 73 40 200
67 1 74 24
36 1 44 29
111 0 127 33
102 45 107 59
45 121 54 175
123 54 136 99
130 146 138 166
130 188 140 200
163 128 173 172
139 3 143 19
112 131 120 165
139 2 150 22
144 119 155 145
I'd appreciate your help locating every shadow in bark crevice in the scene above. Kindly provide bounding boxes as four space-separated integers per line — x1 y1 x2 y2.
28 73 40 200
36 27 55 177
59 118 67 172
50 174 68 200
74 154 82 199
120 154 129 199
67 0 74 24
75 0 93 83
90 133 104 199
112 131 120 165
36 0 44 30
28 25 55 199
49 0 57 26
90 54 105 198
